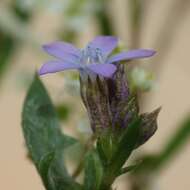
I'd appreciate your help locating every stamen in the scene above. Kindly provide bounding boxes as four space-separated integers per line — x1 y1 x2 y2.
95 48 104 63
87 57 91 64
81 46 104 65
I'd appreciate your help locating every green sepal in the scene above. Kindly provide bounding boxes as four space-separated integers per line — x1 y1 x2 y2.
135 107 161 148
84 150 104 190
96 128 118 167
96 118 141 190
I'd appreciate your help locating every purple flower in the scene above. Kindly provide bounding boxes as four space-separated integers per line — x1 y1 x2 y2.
39 36 156 78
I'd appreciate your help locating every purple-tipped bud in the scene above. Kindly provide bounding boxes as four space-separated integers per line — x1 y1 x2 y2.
80 75 112 132
80 62 160 148
135 107 161 147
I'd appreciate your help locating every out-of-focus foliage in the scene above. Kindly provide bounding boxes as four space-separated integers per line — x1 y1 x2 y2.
0 33 14 81
56 104 71 121
129 67 155 92
0 1 31 83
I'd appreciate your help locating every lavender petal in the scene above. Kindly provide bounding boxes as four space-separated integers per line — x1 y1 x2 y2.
87 63 117 78
88 36 118 57
43 41 80 61
39 60 80 75
107 49 156 64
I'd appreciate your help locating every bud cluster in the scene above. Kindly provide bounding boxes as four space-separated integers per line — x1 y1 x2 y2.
80 64 160 146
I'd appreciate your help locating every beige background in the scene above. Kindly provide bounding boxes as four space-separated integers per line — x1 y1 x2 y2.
0 0 190 189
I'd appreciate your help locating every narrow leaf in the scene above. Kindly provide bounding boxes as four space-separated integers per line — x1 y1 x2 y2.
111 118 141 173
84 150 103 190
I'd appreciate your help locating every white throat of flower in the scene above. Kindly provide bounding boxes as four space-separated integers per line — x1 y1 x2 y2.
80 46 105 66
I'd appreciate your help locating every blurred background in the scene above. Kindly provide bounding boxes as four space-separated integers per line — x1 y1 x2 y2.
0 0 190 189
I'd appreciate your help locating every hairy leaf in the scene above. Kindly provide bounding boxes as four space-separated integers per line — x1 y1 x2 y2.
22 75 80 190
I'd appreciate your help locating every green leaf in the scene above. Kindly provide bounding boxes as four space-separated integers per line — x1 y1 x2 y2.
47 152 82 190
22 75 80 190
110 118 141 174
84 150 103 190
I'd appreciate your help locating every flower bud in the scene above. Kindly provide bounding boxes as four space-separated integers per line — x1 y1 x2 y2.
80 63 160 147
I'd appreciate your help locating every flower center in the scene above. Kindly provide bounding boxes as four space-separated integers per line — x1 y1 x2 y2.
80 46 104 65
